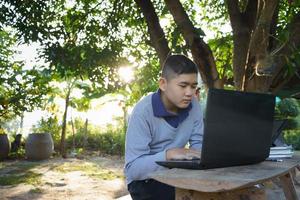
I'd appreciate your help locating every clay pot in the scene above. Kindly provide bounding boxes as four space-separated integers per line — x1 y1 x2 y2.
0 134 10 160
25 133 54 161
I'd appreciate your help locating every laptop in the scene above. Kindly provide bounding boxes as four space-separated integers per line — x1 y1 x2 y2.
156 88 275 169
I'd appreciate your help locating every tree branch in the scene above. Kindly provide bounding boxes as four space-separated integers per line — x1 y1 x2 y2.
244 0 258 30
164 0 222 88
226 0 243 32
243 0 278 92
248 0 278 58
134 0 170 68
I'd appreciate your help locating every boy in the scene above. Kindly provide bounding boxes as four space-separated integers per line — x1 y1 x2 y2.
125 55 203 200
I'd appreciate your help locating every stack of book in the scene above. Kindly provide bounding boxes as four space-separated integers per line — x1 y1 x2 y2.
267 145 294 160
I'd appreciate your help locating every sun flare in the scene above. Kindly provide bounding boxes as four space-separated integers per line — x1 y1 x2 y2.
118 66 134 83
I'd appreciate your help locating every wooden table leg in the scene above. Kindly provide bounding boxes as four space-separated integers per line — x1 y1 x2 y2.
279 172 298 200
175 186 266 200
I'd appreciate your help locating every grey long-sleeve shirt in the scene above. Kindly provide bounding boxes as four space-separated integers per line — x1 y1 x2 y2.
124 93 204 185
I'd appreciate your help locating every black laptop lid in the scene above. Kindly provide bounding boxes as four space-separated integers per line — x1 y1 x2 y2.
200 89 275 169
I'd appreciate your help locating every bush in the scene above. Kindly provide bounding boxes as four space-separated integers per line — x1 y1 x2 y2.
284 129 300 150
285 116 300 130
8 147 26 159
275 97 300 149
65 119 126 156
31 115 61 150
32 116 126 156
96 129 125 155
277 98 300 118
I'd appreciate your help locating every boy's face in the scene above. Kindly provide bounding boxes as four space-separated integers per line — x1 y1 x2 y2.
159 73 198 113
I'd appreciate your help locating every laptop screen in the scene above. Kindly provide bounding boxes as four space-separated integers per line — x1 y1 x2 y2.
200 89 275 168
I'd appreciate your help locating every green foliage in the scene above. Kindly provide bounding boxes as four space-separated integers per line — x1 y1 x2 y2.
8 148 26 160
33 114 126 156
277 98 300 118
1 0 298 113
208 34 234 85
93 128 125 155
273 1 300 80
0 171 42 186
43 41 128 91
275 98 300 134
31 115 61 149
277 0 300 35
127 56 161 105
29 187 44 194
53 161 123 180
0 127 5 134
69 127 125 156
285 116 300 130
0 0 65 43
64 118 126 156
1 0 133 97
0 162 41 186
197 0 228 33
284 129 300 150
275 97 300 149
0 29 51 123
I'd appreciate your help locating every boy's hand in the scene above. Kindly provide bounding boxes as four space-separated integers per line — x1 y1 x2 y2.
166 148 201 160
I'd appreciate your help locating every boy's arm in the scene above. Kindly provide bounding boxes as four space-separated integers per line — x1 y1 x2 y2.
125 114 166 182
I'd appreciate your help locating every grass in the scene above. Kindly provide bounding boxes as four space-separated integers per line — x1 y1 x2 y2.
0 161 14 169
5 162 39 174
0 171 42 186
53 161 123 180
0 161 41 186
29 187 44 194
0 155 124 187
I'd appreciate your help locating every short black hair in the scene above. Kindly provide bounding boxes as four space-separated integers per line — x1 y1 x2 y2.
161 55 198 80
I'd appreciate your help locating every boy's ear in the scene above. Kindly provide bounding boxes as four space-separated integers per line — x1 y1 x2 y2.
159 77 167 91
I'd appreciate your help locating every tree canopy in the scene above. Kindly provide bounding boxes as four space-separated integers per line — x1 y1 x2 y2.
0 29 51 123
1 0 299 106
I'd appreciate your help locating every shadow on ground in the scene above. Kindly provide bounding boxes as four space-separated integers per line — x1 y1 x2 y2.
0 155 128 200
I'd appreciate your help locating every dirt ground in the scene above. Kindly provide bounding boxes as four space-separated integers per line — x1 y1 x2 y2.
0 154 300 200
0 154 128 200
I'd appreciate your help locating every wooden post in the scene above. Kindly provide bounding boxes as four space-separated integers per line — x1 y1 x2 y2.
279 172 298 200
83 118 88 149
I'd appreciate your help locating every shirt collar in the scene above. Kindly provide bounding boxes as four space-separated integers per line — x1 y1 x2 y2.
152 89 192 117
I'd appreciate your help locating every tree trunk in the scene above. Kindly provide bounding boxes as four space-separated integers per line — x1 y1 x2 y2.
19 113 24 135
164 0 222 89
134 0 171 67
11 113 24 152
244 0 278 92
60 81 74 158
227 0 258 90
71 116 76 152
60 93 69 158
227 0 300 93
83 118 88 149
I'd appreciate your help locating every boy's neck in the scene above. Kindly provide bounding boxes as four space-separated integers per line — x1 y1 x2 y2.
160 92 178 114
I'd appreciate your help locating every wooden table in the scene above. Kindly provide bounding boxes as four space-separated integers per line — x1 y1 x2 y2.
151 154 300 200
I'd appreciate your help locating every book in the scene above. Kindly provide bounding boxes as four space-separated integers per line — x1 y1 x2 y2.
267 145 294 160
270 145 293 150
268 154 293 158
